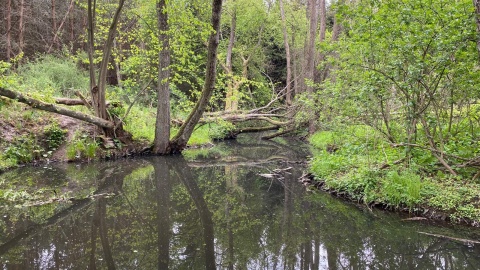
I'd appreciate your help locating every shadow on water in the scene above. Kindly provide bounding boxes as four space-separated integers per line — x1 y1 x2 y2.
0 134 479 269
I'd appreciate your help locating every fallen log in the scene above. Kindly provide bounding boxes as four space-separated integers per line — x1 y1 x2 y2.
0 87 114 129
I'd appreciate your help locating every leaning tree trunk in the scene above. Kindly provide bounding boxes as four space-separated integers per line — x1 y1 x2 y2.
95 0 125 124
0 87 114 129
169 0 223 152
153 0 171 155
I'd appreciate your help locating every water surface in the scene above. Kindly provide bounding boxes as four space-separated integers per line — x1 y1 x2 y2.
0 134 479 269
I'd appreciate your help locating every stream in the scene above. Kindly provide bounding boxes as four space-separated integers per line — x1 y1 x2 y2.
0 134 479 269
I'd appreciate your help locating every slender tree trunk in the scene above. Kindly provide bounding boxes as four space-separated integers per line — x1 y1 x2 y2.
6 0 12 60
87 0 97 91
95 0 125 128
19 0 25 53
474 0 480 62
49 0 75 53
52 0 57 49
169 0 223 152
153 0 171 154
279 0 293 106
306 0 319 134
225 2 237 111
319 0 326 42
70 4 75 46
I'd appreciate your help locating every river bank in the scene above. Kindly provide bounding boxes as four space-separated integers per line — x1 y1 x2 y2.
307 125 480 227
2 101 480 227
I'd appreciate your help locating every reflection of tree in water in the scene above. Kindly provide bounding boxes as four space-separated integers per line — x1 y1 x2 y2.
1 141 480 269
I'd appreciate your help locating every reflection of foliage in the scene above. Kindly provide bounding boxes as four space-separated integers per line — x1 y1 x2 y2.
1 142 479 268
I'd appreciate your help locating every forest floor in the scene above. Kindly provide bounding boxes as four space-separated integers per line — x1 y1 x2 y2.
0 101 149 173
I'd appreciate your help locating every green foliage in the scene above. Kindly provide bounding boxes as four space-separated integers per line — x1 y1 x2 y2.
207 119 235 140
66 134 99 161
381 170 422 209
17 55 89 97
44 124 67 150
3 135 42 163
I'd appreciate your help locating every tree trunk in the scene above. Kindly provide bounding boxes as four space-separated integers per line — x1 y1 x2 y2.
19 0 25 53
153 0 171 155
6 0 12 60
306 0 319 134
169 0 223 152
225 1 236 111
95 0 125 128
87 0 97 91
52 0 57 49
474 0 480 62
0 87 114 129
49 0 75 53
319 0 326 42
279 0 293 106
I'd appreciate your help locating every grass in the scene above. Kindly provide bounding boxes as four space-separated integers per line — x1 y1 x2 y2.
309 125 480 223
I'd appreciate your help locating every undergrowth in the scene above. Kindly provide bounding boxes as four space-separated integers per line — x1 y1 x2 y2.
309 125 480 223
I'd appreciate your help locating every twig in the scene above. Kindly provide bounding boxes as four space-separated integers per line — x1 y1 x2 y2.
418 232 480 245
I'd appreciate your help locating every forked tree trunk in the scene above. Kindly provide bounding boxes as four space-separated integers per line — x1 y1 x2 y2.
169 0 223 152
95 0 125 124
87 0 126 137
153 0 171 155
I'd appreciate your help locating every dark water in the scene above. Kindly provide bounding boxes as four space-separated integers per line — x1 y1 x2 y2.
0 134 479 269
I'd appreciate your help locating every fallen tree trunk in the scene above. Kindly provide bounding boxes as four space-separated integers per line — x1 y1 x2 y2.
55 98 87 106
0 87 115 129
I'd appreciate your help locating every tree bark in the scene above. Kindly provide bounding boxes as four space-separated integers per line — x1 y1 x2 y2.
87 0 97 91
306 0 319 134
52 0 57 49
225 1 237 111
6 0 12 60
19 0 25 53
279 0 293 106
474 0 480 62
153 0 171 155
169 0 223 152
319 0 326 42
0 87 114 129
49 0 75 53
95 0 125 127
